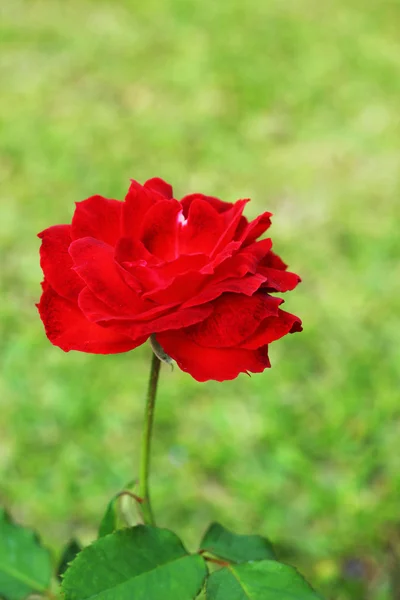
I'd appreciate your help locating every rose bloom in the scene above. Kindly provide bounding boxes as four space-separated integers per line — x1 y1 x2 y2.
37 178 302 382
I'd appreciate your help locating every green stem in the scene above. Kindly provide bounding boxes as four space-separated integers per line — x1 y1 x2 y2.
138 352 161 526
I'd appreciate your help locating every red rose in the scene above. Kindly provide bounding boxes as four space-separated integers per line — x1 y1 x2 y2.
37 178 302 382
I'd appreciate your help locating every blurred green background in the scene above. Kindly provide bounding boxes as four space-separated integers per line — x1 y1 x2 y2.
1 0 400 598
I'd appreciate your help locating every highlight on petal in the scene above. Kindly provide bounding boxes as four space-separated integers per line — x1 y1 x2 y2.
156 330 271 382
37 283 144 354
71 196 122 246
38 225 84 301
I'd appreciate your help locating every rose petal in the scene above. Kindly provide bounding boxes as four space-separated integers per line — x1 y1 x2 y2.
38 225 84 301
37 283 143 354
141 200 182 260
78 286 176 324
178 199 226 255
156 330 271 382
143 271 206 304
69 237 142 314
240 309 303 349
185 292 282 348
122 180 158 238
144 177 173 199
262 249 288 270
71 196 122 245
240 211 272 245
180 193 233 217
212 199 249 255
123 304 214 338
213 238 272 280
183 273 266 308
260 267 301 292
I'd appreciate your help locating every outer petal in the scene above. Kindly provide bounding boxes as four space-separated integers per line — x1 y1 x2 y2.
185 292 282 348
260 268 301 292
71 196 122 246
144 177 173 199
241 309 303 349
122 180 158 238
156 330 271 382
180 193 233 216
182 274 266 309
240 211 272 245
69 237 143 314
37 283 143 354
212 199 249 255
38 225 84 301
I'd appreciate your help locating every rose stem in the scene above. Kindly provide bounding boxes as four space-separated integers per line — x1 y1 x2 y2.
138 351 161 526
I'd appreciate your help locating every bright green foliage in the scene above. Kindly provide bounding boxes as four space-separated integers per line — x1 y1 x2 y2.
206 561 323 600
200 523 275 563
62 526 207 600
57 539 81 581
0 509 52 599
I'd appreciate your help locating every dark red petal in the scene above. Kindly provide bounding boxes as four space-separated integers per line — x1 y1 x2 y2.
144 177 173 199
122 180 158 238
178 199 226 255
241 309 302 350
69 237 142 314
260 267 301 292
262 249 288 270
38 225 84 301
183 273 266 308
71 196 122 246
37 283 143 354
141 200 182 260
240 211 272 245
185 292 282 348
156 330 271 382
180 193 233 217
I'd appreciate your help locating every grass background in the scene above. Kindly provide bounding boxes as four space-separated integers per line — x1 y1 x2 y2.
1 0 400 598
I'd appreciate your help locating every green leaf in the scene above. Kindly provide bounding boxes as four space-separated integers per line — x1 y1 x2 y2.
0 508 53 600
62 525 208 600
98 482 141 538
200 523 275 563
98 496 120 538
57 539 82 581
206 561 323 600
